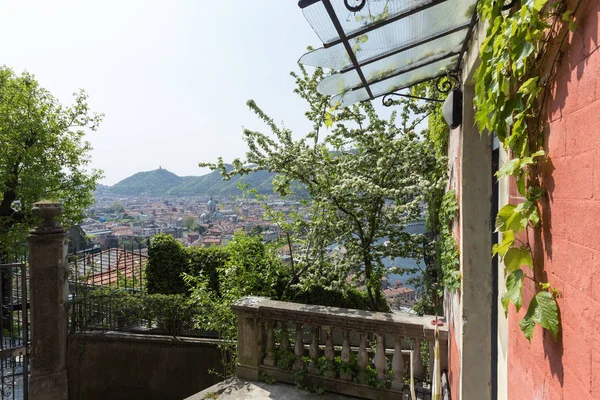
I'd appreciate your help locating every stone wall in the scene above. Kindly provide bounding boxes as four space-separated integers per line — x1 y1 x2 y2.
67 331 223 400
506 1 600 398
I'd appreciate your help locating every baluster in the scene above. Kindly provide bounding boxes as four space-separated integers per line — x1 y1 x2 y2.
280 322 290 353
308 325 320 374
340 330 351 380
259 319 266 364
358 332 369 383
293 323 304 371
324 326 335 378
412 339 423 382
263 319 276 367
391 334 405 390
374 333 386 381
429 338 435 384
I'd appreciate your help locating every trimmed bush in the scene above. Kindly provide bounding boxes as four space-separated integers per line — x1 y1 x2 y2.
146 234 188 295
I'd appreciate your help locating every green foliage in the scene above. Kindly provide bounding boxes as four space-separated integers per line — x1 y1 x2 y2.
220 231 290 299
188 245 230 295
71 288 199 335
438 191 460 292
146 234 189 295
0 67 103 252
474 0 569 340
415 81 458 315
518 291 559 341
110 202 125 214
182 215 195 230
289 284 389 312
184 231 291 378
202 65 440 311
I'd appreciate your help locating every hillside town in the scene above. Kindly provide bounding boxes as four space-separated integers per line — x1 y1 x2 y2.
74 185 418 311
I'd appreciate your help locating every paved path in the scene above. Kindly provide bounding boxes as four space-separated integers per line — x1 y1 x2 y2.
186 377 360 400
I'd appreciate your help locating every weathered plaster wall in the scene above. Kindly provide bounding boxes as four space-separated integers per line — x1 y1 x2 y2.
445 124 462 400
506 1 600 398
67 331 223 400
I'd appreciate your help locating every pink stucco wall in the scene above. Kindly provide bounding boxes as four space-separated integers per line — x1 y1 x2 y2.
507 2 600 398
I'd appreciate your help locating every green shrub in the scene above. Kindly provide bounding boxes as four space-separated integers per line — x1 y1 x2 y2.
146 234 189 295
71 288 200 335
188 246 230 296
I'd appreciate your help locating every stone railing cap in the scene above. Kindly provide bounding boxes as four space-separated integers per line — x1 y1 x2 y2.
232 297 448 341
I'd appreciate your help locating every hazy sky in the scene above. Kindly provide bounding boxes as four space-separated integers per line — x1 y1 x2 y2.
1 1 325 185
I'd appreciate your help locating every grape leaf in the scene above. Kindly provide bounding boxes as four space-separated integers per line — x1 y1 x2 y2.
501 269 523 316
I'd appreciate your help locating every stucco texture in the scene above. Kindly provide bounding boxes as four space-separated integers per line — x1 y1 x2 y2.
507 1 600 398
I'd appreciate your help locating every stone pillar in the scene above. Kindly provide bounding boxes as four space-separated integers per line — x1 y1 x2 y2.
27 202 69 400
231 297 267 381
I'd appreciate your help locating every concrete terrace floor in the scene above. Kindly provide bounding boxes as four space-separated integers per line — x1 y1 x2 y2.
186 377 361 400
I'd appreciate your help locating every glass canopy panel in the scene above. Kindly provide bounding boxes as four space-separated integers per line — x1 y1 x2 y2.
302 0 439 45
330 55 458 107
368 55 459 97
299 0 476 71
317 28 466 95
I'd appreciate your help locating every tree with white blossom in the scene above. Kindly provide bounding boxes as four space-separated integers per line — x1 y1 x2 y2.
201 65 442 311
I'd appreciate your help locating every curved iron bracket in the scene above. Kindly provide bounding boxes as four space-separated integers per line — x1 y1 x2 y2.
344 0 366 12
382 72 460 107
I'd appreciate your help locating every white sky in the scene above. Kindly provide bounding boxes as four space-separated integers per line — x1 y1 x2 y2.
1 1 325 185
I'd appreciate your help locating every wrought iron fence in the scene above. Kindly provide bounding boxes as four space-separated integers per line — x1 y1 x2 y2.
68 243 147 294
67 244 217 338
0 254 29 400
68 288 218 338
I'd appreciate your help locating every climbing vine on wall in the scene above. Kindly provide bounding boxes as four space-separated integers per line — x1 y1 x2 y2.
474 0 576 340
439 191 461 292
425 92 461 294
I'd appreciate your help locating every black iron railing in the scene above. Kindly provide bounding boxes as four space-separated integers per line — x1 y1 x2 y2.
0 253 29 400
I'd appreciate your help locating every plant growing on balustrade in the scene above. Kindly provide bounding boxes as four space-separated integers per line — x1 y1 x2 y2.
185 232 290 378
0 67 103 254
200 64 442 312
473 0 578 340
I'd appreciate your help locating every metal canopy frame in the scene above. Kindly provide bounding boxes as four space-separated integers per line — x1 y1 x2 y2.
297 0 480 106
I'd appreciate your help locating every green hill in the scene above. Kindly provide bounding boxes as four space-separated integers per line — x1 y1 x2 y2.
108 166 279 196
110 168 183 195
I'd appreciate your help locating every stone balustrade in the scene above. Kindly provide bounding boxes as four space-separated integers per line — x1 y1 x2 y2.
233 297 448 400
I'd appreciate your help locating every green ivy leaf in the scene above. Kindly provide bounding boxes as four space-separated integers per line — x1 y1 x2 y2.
533 0 548 12
518 77 539 95
501 269 523 316
519 291 560 341
493 230 515 257
496 204 522 232
569 21 577 32
504 247 533 271
519 302 536 340
496 158 520 179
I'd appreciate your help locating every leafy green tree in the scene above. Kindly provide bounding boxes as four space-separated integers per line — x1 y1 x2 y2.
202 66 440 311
110 202 125 214
0 67 103 253
182 215 195 230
